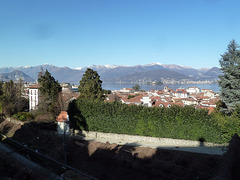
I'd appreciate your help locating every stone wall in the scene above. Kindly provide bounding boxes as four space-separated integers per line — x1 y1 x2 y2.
6 117 24 125
75 130 226 148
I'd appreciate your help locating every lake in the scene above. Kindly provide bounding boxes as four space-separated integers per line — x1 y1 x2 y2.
102 83 221 92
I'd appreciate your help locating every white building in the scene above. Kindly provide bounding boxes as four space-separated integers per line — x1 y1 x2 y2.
182 98 199 106
202 89 213 93
203 90 215 98
173 91 189 99
28 84 40 111
120 88 135 93
141 96 153 107
186 87 200 94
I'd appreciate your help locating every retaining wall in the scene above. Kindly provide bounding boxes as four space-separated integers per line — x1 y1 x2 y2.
75 130 226 148
6 117 24 125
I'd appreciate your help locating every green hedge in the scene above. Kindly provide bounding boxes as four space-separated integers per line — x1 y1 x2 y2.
68 99 240 143
12 112 34 122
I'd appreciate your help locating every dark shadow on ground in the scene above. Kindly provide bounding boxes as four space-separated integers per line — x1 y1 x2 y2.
212 133 240 180
1 119 240 180
198 137 205 147
0 123 12 135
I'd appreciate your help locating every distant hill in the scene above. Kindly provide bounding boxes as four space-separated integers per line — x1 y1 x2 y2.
161 64 210 76
0 63 221 84
107 69 191 84
204 67 222 77
12 65 83 83
0 67 16 74
0 70 35 82
194 67 222 81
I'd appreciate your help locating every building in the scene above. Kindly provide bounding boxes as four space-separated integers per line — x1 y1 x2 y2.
56 111 70 135
203 90 216 98
141 96 154 107
154 100 184 108
182 98 199 106
186 87 200 94
120 88 135 93
121 95 143 105
28 84 40 111
173 89 189 99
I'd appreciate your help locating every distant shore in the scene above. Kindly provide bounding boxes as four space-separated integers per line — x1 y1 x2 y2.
102 82 220 92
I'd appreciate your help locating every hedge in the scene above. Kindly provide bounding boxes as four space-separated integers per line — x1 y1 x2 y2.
68 99 240 143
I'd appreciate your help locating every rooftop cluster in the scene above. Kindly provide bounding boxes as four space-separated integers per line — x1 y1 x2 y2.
106 86 220 114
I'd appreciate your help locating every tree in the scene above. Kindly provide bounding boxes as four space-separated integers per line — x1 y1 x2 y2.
132 84 140 91
78 68 105 100
1 80 28 116
38 69 61 100
215 100 227 113
38 69 62 117
0 81 3 113
219 40 240 110
0 81 3 96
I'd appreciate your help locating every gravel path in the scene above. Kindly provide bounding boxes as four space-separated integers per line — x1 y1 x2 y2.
80 136 228 155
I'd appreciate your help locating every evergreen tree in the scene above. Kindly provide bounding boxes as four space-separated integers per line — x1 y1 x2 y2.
38 69 62 116
219 40 240 110
0 81 3 97
38 69 61 100
78 68 105 100
0 82 3 114
132 84 140 91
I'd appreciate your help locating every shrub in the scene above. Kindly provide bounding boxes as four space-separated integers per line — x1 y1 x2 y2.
13 112 34 122
68 98 240 143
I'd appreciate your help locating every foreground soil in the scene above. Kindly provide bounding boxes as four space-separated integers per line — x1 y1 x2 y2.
0 148 51 180
0 119 226 180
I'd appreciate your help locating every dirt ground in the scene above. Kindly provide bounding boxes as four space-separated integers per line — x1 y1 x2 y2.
0 148 52 180
0 119 231 180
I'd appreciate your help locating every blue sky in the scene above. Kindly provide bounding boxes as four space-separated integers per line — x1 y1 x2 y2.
0 0 240 69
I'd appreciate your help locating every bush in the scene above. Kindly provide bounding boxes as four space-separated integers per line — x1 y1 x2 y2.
13 112 34 122
68 98 239 143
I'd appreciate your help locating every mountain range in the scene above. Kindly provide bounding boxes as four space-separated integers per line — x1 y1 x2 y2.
0 63 222 84
0 70 35 82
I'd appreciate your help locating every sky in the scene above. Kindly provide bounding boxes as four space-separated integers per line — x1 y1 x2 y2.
0 0 240 69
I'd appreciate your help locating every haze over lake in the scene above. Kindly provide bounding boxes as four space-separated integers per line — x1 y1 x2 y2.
102 83 220 92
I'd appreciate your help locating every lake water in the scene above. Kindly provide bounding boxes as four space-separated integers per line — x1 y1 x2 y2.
102 83 221 92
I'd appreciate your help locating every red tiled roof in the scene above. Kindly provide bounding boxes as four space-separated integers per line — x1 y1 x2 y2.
121 95 143 103
62 92 80 102
154 100 184 108
154 96 161 100
28 84 41 89
175 89 188 94
156 90 164 94
183 98 197 102
197 106 215 114
56 111 68 122
176 89 185 91
209 99 219 103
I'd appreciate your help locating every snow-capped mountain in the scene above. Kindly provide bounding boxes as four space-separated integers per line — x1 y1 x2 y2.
0 63 221 84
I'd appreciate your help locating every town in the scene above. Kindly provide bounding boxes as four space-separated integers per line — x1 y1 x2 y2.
1 51 240 179
1 0 240 178
107 86 219 113
26 82 220 114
